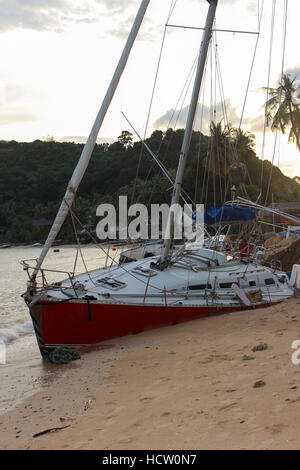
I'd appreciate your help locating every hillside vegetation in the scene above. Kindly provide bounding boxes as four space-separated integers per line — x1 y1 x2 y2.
1 127 299 244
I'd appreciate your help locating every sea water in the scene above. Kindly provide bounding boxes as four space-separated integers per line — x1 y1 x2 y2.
0 245 115 414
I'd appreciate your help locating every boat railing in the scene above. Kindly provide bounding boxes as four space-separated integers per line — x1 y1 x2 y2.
268 258 283 272
20 258 79 297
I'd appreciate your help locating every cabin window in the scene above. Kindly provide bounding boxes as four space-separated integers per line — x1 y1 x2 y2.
188 284 212 290
96 277 126 290
249 280 256 287
219 282 233 289
265 278 275 286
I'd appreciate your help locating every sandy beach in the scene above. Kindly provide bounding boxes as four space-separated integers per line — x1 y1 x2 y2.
1 296 300 450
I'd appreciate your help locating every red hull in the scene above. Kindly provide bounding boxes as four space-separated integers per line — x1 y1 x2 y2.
30 299 274 349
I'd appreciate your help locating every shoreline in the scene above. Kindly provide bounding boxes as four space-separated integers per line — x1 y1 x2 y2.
1 297 300 450
2 242 137 250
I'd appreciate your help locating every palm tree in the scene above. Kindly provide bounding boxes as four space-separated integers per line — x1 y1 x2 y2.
264 74 300 151
231 128 256 160
208 121 232 177
207 123 256 174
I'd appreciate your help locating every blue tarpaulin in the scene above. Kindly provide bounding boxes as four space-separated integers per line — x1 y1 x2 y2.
204 205 256 226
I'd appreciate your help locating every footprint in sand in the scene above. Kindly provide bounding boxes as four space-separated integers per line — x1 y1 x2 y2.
199 354 234 364
285 396 300 404
118 438 133 444
156 376 171 383
143 363 160 370
139 395 155 403
266 424 287 435
218 402 238 411
211 380 221 386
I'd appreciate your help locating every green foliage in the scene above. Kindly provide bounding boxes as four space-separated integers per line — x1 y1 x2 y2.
264 74 300 151
0 127 300 244
118 130 133 148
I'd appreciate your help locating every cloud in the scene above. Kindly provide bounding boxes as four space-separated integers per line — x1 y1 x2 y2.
284 66 300 81
243 114 268 133
153 99 272 135
0 109 38 125
0 0 101 32
0 82 43 126
278 159 300 178
0 0 153 40
58 136 114 144
105 14 137 40
97 0 136 13
153 99 240 132
105 14 156 41
190 0 258 13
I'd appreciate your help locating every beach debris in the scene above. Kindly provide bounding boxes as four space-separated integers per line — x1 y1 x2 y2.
253 380 266 388
242 354 255 361
290 386 298 390
32 425 71 438
246 290 263 303
59 417 74 423
168 350 176 355
252 343 268 352
44 347 80 364
84 398 93 411
264 237 300 272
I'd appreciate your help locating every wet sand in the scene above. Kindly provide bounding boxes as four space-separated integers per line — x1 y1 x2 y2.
1 297 300 450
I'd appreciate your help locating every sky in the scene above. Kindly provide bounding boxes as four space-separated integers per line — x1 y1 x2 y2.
1 0 300 178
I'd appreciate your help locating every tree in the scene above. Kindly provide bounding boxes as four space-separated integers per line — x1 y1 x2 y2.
118 130 133 148
43 135 55 142
208 121 232 176
231 128 256 161
264 74 300 151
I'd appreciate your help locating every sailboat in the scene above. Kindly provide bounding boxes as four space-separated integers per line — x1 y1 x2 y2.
22 0 295 358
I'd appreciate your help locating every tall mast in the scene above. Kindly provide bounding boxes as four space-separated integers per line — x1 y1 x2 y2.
159 0 218 268
32 0 151 280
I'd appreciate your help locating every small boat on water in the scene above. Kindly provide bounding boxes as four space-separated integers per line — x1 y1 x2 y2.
21 0 296 358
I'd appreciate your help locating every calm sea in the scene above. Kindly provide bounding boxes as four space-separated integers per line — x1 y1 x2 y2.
0 245 116 414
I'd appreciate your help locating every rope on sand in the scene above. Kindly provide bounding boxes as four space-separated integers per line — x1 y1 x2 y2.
44 347 80 364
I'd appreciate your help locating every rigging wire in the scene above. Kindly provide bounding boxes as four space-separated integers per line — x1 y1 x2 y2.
143 49 199 203
213 34 234 204
238 0 265 132
194 62 207 204
215 50 225 203
121 111 194 208
193 0 266 229
130 0 178 205
264 0 289 206
67 205 176 293
131 36 200 210
259 0 275 200
280 0 289 79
